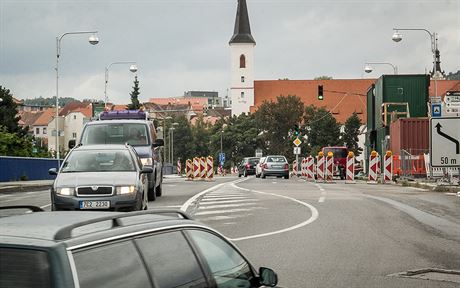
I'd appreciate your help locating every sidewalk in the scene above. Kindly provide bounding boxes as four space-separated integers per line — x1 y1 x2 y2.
0 180 54 193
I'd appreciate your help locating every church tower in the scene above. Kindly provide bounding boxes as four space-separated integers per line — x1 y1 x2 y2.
229 0 256 116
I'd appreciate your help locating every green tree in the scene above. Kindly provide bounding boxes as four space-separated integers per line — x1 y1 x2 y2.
170 115 194 163
342 112 363 157
255 95 304 161
446 70 460 80
303 105 342 156
0 126 33 156
0 86 28 136
191 116 212 158
314 76 333 80
128 75 140 110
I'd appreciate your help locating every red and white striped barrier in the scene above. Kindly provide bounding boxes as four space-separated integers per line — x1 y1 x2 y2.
292 160 298 176
193 157 200 180
177 160 181 176
306 156 315 181
325 152 334 183
383 151 393 184
345 152 355 184
206 156 214 181
200 157 206 180
368 151 379 184
316 153 325 182
217 165 223 175
186 159 193 180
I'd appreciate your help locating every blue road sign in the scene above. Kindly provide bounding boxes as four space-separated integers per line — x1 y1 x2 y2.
219 152 225 164
432 103 442 118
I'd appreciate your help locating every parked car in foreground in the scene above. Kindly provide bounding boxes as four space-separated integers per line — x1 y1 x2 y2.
260 155 289 179
256 156 267 178
0 207 279 288
238 157 260 177
50 144 151 211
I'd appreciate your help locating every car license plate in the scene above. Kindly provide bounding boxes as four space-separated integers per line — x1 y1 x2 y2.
79 201 110 209
273 165 283 168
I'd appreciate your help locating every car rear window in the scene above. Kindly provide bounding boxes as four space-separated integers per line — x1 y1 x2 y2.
323 148 347 158
82 123 149 146
248 158 259 164
0 248 51 288
266 156 286 163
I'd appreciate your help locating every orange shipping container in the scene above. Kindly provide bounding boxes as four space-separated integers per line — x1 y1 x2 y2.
389 118 429 155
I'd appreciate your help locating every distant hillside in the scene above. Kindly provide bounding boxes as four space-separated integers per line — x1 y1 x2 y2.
446 70 460 80
23 97 78 107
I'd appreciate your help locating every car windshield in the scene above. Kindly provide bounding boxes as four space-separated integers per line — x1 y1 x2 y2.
82 123 149 146
61 150 135 172
267 156 286 163
323 148 348 158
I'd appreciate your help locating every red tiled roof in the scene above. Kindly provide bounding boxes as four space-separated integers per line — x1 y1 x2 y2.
59 102 91 117
149 97 208 113
33 108 56 126
17 111 43 128
252 79 376 123
429 80 460 98
190 116 220 126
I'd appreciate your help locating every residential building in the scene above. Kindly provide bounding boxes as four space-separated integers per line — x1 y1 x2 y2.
184 91 221 108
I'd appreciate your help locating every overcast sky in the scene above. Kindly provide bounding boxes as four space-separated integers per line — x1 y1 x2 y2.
1 0 459 105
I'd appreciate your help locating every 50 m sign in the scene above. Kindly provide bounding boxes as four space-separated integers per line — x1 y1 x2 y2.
430 117 460 167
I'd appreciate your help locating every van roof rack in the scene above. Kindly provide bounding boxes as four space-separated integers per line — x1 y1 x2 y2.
99 110 148 120
53 209 191 240
0 205 45 212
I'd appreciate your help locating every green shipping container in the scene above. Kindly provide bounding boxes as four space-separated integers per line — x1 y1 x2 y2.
374 74 430 128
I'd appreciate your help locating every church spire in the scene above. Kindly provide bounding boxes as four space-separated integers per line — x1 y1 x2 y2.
229 0 256 45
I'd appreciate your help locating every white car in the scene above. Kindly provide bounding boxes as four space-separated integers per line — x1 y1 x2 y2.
255 157 266 178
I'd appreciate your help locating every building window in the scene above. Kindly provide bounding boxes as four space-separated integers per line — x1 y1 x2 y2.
72 132 77 139
239 54 246 68
241 76 245 83
73 115 77 120
43 128 47 134
35 128 39 134
241 92 244 98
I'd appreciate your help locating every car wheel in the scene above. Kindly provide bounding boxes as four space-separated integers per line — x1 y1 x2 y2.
238 172 241 177
148 184 156 202
261 172 266 179
284 174 289 179
256 173 260 178
243 170 247 177
143 192 148 210
155 175 163 197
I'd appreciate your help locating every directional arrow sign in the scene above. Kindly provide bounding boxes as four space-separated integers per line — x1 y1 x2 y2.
430 117 460 167
431 103 442 117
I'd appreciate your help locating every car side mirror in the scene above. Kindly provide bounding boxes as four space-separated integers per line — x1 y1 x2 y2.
152 139 164 147
141 167 153 174
259 267 278 287
48 168 58 176
68 139 76 149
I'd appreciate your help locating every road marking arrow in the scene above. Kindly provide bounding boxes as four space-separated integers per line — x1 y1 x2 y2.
435 123 460 154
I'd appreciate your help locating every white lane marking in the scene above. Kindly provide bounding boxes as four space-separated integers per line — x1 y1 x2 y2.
203 195 249 199
199 199 259 205
0 194 12 198
272 182 277 184
198 203 255 210
154 205 182 208
229 183 319 242
180 178 249 212
198 214 254 222
320 188 325 191
318 197 325 203
40 204 51 209
195 208 254 216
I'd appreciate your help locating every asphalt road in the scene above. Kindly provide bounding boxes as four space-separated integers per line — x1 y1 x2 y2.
1 175 460 287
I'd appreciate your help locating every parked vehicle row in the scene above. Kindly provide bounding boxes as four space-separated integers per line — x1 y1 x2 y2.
239 155 290 180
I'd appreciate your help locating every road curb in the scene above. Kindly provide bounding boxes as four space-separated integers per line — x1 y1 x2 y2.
0 183 52 194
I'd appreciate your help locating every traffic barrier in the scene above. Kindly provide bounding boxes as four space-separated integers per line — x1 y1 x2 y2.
177 160 182 176
200 157 206 180
305 156 315 181
292 160 298 176
383 151 393 184
186 159 193 180
368 151 379 184
325 152 334 183
193 157 200 180
316 152 325 183
345 152 355 184
300 158 305 177
206 156 214 181
217 165 223 175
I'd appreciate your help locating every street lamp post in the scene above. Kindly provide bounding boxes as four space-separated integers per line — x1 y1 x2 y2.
55 31 99 160
104 61 138 108
364 62 398 75
170 122 179 164
392 28 444 96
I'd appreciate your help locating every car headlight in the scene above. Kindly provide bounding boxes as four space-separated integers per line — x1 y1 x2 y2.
140 158 153 166
56 187 74 196
116 186 137 195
